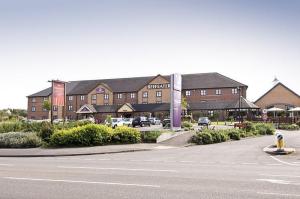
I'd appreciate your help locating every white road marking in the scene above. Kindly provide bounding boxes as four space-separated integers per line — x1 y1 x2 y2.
270 156 299 166
154 146 177 150
0 164 14 166
260 174 300 178
256 179 300 186
3 177 160 188
266 163 282 166
257 192 300 197
241 163 258 165
58 166 179 173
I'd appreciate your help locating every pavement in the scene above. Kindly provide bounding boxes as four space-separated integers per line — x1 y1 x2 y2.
0 130 299 199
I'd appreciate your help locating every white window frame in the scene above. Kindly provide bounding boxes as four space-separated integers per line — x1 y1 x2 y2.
216 89 221 95
143 91 148 98
186 90 191 96
31 106 36 112
130 93 135 99
43 97 48 101
53 106 58 111
104 94 109 100
156 91 162 97
68 105 73 111
92 94 97 100
232 88 238 94
200 90 207 96
80 95 85 101
68 96 73 101
117 93 122 99
31 98 36 103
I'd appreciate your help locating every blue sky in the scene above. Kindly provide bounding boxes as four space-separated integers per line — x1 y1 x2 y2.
0 0 299 109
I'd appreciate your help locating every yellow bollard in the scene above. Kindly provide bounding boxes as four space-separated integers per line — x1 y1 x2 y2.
275 132 284 151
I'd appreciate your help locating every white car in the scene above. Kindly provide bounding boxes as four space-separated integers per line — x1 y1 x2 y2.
122 118 133 126
111 118 124 128
79 117 95 123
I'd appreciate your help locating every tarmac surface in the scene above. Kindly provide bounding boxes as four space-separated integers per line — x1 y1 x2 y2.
0 130 299 199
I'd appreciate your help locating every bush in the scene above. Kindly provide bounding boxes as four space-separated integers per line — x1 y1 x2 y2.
141 131 161 143
0 122 23 133
37 122 54 142
254 123 275 135
111 126 141 144
278 124 300 131
191 132 213 145
227 129 241 140
50 124 113 147
0 132 42 148
209 130 229 143
244 122 256 132
181 121 193 130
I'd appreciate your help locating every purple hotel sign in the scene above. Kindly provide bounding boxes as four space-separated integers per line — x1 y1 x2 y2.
96 87 105 94
170 73 182 130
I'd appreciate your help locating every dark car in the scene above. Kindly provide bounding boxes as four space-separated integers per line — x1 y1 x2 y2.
132 116 151 127
162 118 171 128
198 117 211 126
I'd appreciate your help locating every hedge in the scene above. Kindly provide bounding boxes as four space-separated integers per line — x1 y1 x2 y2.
278 124 300 131
141 131 162 143
111 126 141 144
50 124 113 147
192 123 275 145
0 132 42 148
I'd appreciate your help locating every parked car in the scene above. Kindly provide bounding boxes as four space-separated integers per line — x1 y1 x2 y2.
53 119 64 124
149 117 161 125
111 118 124 128
162 118 171 128
79 116 95 123
122 118 133 126
132 116 151 127
198 117 211 126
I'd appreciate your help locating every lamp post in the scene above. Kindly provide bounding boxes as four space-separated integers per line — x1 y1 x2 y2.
237 87 241 123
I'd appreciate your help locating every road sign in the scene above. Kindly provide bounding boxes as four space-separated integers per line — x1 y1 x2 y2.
262 109 267 114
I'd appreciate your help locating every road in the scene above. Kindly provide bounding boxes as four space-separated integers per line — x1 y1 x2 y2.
0 130 299 199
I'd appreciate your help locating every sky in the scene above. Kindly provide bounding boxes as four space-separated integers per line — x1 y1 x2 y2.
0 0 299 109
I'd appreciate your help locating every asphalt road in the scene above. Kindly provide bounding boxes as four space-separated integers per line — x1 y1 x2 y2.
0 131 299 199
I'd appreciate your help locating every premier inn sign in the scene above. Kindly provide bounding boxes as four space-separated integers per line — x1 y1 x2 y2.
147 83 170 89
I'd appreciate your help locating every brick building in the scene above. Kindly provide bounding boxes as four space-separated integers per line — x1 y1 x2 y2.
27 73 257 122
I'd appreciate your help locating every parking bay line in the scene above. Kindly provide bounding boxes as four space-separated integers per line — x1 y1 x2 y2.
2 177 160 188
270 156 299 166
257 192 300 197
0 164 14 166
260 174 300 178
57 166 179 173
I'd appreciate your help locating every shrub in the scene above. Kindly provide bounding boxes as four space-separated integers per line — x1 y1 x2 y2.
50 124 113 147
111 126 141 144
227 129 241 140
209 131 227 143
181 121 193 130
191 132 213 145
244 122 255 132
37 122 54 142
254 123 275 135
0 132 42 148
141 131 162 143
278 124 300 131
0 122 23 134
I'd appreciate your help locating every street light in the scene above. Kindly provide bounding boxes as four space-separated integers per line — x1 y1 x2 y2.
237 86 241 123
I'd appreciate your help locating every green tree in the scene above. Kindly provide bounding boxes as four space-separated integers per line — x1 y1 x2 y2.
42 100 51 112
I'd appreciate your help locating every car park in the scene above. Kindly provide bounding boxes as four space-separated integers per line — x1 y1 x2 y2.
122 118 133 126
111 118 124 128
198 117 211 126
149 117 161 125
162 118 171 128
132 116 151 127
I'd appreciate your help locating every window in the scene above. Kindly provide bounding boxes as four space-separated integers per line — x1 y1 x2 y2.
156 91 162 97
31 106 36 112
68 96 73 101
43 97 48 101
117 93 122 99
92 94 97 100
67 115 73 120
200 90 207 96
31 98 36 102
80 95 85 101
68 105 73 111
142 102 148 104
104 103 109 106
156 100 162 104
130 93 135 99
232 88 238 94
104 94 109 100
143 91 148 98
186 90 191 96
53 106 58 111
43 108 48 112
215 89 221 95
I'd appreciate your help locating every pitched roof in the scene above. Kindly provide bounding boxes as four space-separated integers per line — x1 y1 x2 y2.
255 82 300 103
229 97 259 109
28 73 247 97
